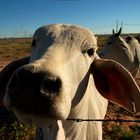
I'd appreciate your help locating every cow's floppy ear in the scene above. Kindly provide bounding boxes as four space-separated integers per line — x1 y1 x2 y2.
0 56 30 105
91 58 140 113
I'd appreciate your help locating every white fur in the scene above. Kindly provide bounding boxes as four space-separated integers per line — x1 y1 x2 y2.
99 34 140 77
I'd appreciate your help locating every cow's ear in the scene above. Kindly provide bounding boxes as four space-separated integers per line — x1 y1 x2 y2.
113 28 122 37
91 58 140 113
116 27 122 36
0 57 30 105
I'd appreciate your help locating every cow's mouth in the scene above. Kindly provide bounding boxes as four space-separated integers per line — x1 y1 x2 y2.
10 98 52 115
5 86 71 122
13 108 58 127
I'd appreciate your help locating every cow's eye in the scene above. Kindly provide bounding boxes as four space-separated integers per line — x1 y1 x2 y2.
82 48 94 57
32 40 36 47
87 48 94 56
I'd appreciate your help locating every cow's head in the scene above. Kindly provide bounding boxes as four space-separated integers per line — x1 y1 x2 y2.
98 28 138 74
3 24 140 127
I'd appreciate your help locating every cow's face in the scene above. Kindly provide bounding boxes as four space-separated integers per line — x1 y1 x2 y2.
4 24 98 127
99 35 135 72
99 35 128 59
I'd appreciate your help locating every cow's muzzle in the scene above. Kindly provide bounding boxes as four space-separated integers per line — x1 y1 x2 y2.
7 65 62 115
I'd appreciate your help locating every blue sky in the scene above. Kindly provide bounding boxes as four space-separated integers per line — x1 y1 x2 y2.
0 0 140 37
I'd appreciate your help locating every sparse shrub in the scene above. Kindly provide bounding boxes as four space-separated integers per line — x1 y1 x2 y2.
0 121 35 140
111 126 137 140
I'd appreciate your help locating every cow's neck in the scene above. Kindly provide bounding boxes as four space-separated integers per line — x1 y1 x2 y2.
62 77 108 140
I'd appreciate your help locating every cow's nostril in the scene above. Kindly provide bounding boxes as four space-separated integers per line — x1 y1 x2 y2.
40 77 62 97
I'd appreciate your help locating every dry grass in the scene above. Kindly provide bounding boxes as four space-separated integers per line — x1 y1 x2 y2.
0 36 140 140
0 38 31 70
0 38 31 58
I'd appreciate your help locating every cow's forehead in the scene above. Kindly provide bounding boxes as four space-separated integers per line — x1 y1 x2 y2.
33 24 97 49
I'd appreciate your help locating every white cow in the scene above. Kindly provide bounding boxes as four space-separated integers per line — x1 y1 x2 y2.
2 24 140 140
99 28 140 78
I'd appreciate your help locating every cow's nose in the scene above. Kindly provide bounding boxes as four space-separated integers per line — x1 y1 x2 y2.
40 76 62 97
8 65 42 101
8 65 62 104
